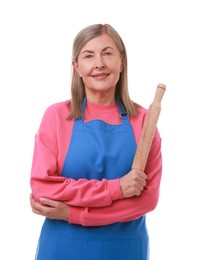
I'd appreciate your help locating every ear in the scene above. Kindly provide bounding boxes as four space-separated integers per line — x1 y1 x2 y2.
120 57 124 72
72 60 82 77
120 62 123 72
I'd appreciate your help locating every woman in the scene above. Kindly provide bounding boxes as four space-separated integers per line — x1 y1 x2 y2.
30 23 162 260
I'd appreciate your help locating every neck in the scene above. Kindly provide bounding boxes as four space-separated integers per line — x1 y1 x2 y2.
85 89 116 105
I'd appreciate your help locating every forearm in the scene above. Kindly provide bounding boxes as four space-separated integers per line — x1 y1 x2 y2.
31 175 123 208
69 138 162 226
69 185 160 226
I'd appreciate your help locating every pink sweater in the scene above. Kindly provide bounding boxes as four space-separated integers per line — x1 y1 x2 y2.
30 100 162 226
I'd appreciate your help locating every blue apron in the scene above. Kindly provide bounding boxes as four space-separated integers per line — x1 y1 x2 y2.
35 99 149 260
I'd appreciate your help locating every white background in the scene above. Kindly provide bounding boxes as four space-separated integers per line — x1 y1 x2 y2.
0 0 204 259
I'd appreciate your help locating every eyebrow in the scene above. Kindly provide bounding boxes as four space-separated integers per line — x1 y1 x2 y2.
81 46 114 54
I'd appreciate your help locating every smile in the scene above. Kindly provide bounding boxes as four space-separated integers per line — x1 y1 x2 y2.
91 73 110 79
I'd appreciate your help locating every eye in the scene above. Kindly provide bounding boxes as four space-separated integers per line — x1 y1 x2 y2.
84 54 93 59
103 51 112 56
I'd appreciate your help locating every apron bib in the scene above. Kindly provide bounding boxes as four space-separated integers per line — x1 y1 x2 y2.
35 99 149 260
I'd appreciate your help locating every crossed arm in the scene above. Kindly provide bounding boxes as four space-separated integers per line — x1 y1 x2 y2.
30 167 158 226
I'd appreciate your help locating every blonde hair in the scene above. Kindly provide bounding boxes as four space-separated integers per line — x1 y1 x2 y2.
68 23 138 120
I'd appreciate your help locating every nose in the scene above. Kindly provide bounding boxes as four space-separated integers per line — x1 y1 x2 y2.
94 55 106 69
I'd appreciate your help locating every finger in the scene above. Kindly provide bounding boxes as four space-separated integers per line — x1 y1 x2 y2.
132 169 148 180
132 173 147 187
39 197 58 207
135 189 141 196
30 199 45 214
137 183 144 191
137 178 147 187
30 194 37 208
32 207 45 215
30 193 34 203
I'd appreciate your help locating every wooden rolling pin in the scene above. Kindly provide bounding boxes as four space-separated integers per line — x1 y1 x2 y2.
132 83 166 171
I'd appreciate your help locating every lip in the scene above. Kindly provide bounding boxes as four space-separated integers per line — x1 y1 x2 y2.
91 73 110 79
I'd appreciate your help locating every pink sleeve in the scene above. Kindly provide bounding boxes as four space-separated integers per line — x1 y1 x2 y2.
30 104 123 208
69 131 162 226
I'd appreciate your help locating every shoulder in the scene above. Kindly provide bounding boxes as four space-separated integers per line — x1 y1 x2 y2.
42 100 71 119
130 103 161 142
132 103 161 140
130 104 147 126
137 104 147 115
38 100 72 130
133 103 147 120
44 100 70 113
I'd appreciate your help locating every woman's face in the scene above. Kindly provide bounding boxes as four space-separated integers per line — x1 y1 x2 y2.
73 34 123 103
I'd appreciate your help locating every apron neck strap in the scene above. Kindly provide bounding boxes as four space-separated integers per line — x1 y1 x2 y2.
115 97 128 120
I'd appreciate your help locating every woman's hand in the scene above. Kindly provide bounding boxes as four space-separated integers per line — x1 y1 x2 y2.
30 194 69 221
120 169 148 198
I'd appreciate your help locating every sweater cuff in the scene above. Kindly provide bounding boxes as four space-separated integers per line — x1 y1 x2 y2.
69 206 84 225
107 178 123 201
